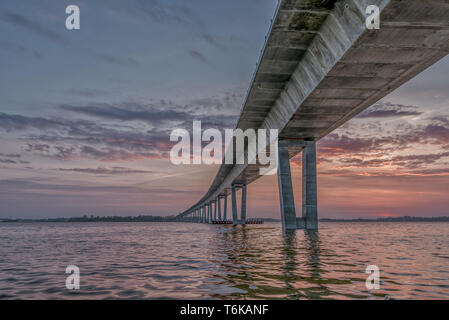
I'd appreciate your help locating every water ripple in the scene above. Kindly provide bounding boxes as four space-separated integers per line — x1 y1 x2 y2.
0 221 448 299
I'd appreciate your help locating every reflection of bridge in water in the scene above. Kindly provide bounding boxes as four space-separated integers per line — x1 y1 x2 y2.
175 0 449 230
206 226 331 299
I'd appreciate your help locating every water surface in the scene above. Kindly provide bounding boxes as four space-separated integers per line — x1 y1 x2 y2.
0 222 448 299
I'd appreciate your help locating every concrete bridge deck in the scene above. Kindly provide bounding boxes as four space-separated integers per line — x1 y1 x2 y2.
176 0 449 230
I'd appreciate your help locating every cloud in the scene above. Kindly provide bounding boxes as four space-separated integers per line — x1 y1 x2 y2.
421 124 449 145
357 102 422 119
57 166 154 175
52 146 76 160
319 120 449 158
430 116 449 127
24 144 51 153
318 133 379 156
4 92 446 173
0 178 138 194
106 0 202 27
58 97 240 129
358 109 422 118
0 159 17 164
25 144 76 160
201 34 226 51
23 135 169 162
0 112 64 132
0 152 29 165
315 104 449 180
0 158 29 164
8 93 243 162
0 11 66 44
0 177 203 218
186 93 243 115
95 54 140 68
187 50 209 65
0 153 21 158
320 168 449 177
336 151 449 170
66 89 106 97
0 39 42 58
1 100 239 162
390 151 449 169
59 103 192 124
0 111 170 161
79 146 162 162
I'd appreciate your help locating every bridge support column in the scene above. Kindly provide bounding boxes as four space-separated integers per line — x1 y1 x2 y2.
217 196 222 221
277 140 297 230
231 185 238 225
231 184 246 225
210 201 213 222
213 200 217 221
276 140 318 230
241 184 246 225
302 141 318 229
223 194 227 221
208 202 211 223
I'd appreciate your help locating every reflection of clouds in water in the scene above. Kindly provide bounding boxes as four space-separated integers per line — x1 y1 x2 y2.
1 222 448 299
207 222 449 299
208 225 330 299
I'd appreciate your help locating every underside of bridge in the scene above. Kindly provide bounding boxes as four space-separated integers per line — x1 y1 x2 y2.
176 0 449 230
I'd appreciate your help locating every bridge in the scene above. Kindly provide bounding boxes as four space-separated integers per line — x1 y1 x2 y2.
175 0 449 230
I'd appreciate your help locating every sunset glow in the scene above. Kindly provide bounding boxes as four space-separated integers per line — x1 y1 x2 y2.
0 0 448 219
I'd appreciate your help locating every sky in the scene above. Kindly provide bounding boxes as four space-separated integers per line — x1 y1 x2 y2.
0 0 448 219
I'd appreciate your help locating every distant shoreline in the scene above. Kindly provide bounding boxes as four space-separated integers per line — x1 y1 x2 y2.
0 216 448 223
